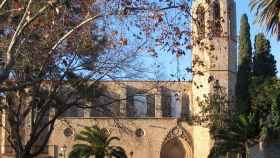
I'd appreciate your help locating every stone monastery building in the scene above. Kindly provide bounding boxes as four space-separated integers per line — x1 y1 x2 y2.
1 0 240 157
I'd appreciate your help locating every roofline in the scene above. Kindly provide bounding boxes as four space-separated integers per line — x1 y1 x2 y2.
98 80 192 83
5 79 192 83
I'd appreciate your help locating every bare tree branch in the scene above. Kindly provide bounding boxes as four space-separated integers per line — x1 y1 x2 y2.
0 0 8 10
2 0 33 82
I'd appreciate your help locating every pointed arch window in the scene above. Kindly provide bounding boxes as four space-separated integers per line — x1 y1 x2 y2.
228 1 236 40
212 0 222 37
160 138 186 158
196 5 205 40
0 49 5 67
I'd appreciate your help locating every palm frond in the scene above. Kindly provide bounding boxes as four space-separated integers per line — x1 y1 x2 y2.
250 0 280 40
106 137 120 146
69 144 93 158
110 147 128 158
69 126 127 158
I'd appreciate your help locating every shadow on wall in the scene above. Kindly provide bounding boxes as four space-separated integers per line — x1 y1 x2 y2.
61 87 121 117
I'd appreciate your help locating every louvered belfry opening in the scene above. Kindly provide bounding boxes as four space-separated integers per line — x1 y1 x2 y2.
211 0 222 37
196 5 206 41
0 50 5 68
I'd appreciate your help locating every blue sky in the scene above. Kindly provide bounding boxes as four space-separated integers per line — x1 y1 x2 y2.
237 0 280 77
155 0 280 80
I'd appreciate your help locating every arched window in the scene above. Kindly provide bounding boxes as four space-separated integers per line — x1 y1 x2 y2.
196 5 205 40
160 125 194 158
160 138 186 158
91 92 121 117
170 92 182 118
212 0 222 37
0 48 6 68
228 1 236 40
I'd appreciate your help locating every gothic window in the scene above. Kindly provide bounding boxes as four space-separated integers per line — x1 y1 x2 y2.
161 125 194 158
61 106 84 117
90 92 120 117
196 5 205 40
160 138 186 158
228 1 236 40
161 90 184 118
211 0 222 37
0 49 5 67
127 86 155 117
170 92 182 118
133 94 148 117
161 93 172 117
131 93 155 117
181 94 190 119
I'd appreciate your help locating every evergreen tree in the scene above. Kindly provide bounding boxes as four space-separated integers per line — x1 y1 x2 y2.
250 34 278 139
236 14 252 113
253 33 277 79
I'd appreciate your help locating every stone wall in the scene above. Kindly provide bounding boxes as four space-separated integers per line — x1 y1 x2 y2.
49 118 212 158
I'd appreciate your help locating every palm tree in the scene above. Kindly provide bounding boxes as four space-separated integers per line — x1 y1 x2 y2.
208 114 260 158
250 0 280 40
69 126 127 158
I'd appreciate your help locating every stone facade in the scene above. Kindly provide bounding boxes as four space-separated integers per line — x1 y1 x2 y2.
191 0 237 156
52 118 193 158
49 81 197 158
0 0 240 158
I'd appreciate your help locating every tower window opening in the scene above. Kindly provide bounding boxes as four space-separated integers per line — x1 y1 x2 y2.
228 1 236 40
196 5 205 41
212 0 222 37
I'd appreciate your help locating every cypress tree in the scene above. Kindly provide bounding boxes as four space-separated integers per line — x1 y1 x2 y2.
250 34 278 139
236 14 252 113
253 33 277 79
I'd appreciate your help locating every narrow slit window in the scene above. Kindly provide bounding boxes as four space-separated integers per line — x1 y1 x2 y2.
212 1 222 37
196 5 205 40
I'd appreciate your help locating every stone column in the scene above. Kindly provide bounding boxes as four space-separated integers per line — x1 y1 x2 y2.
0 111 5 154
155 90 162 118
119 86 127 116
83 102 91 118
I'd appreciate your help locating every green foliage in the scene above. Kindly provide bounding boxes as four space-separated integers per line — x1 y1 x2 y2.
208 10 280 158
197 81 229 131
249 78 280 141
195 80 236 157
239 14 253 62
209 114 259 158
249 33 278 141
210 78 280 157
253 33 277 79
69 125 127 158
236 14 253 114
197 80 259 157
208 31 279 155
250 0 280 40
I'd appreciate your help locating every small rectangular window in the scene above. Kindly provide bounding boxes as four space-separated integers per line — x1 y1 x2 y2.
133 94 148 117
61 106 84 118
170 92 182 118
90 93 120 117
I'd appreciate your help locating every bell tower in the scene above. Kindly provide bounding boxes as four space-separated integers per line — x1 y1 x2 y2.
191 0 237 157
192 0 237 113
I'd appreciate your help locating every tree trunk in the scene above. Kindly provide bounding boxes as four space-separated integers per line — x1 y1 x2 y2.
15 149 23 158
16 152 33 158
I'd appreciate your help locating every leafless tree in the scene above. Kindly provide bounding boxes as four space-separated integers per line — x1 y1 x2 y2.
0 0 194 158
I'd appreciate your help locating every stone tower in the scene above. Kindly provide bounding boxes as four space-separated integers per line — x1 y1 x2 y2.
191 0 237 157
